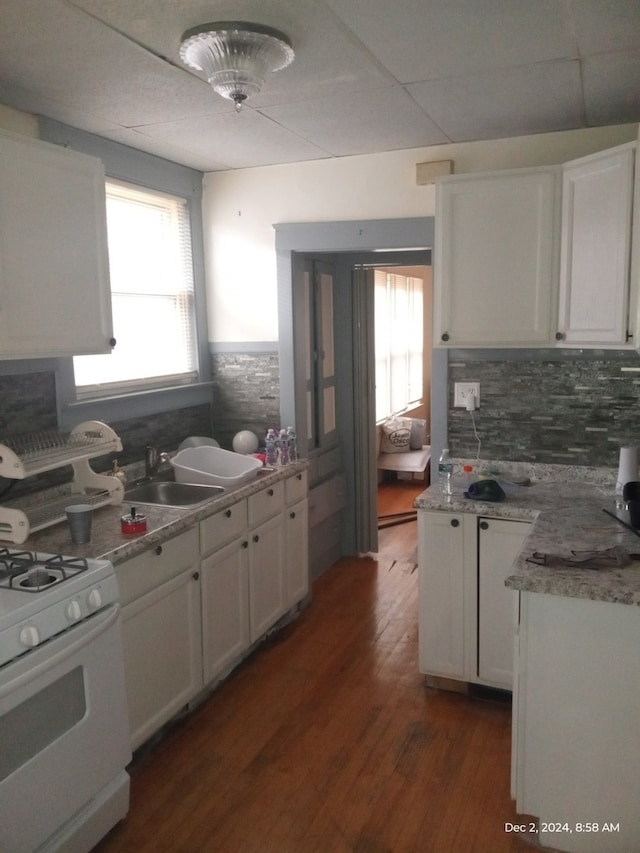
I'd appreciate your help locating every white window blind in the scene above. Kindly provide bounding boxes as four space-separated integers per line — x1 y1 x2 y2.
73 180 197 397
375 270 424 421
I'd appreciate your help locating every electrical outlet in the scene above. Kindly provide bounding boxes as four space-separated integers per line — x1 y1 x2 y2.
454 382 480 408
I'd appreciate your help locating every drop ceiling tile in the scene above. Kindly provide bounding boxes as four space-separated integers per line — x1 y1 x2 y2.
260 87 449 156
569 0 640 54
0 81 120 135
96 126 227 170
129 109 331 170
0 0 225 127
324 0 576 83
70 0 395 105
582 52 640 125
407 60 584 142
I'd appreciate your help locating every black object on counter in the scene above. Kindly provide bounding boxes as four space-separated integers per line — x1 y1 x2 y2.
463 479 506 502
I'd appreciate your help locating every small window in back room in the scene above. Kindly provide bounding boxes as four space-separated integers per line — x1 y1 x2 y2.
374 269 423 422
73 179 197 399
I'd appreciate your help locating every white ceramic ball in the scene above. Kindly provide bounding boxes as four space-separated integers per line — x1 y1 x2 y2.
232 430 259 454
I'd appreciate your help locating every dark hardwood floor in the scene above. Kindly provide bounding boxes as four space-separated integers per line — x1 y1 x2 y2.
94 479 533 853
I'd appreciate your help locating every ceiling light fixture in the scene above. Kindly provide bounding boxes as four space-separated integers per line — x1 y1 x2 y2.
179 21 294 112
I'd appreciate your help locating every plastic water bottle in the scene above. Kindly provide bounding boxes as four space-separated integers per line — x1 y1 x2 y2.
286 426 297 463
438 448 453 495
279 428 290 465
265 428 278 466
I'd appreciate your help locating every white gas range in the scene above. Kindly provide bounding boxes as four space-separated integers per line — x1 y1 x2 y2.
0 546 131 853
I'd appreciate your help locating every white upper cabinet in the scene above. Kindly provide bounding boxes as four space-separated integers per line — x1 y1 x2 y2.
434 167 559 347
0 129 113 359
557 144 635 347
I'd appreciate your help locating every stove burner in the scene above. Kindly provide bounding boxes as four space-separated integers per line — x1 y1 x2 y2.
18 569 57 590
0 548 89 593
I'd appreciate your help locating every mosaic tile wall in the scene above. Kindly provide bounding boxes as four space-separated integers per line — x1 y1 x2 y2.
0 370 213 498
448 350 640 467
210 352 281 449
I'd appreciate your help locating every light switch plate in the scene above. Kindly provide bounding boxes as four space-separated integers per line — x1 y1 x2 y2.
454 382 480 408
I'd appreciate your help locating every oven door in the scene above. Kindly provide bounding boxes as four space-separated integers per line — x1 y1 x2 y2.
0 604 131 853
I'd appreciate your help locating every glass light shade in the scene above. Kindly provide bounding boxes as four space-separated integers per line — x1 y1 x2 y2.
180 22 294 108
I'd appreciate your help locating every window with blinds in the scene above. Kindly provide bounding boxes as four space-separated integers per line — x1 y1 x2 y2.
73 179 197 398
374 269 424 422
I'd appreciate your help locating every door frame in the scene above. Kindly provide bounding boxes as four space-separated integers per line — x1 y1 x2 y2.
275 218 439 556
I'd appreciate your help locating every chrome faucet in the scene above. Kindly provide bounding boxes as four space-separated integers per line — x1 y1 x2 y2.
144 445 171 479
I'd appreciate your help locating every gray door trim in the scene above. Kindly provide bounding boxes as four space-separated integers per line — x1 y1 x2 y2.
275 218 438 555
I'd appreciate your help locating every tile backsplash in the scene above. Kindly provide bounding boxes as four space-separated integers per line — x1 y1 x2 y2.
0 369 213 499
448 350 640 467
210 352 280 448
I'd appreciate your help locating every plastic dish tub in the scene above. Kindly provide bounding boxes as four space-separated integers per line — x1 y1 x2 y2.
171 446 262 488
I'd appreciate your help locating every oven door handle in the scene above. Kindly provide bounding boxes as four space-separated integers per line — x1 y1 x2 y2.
0 604 121 700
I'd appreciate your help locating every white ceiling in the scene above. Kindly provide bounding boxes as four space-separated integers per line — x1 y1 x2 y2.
0 0 639 172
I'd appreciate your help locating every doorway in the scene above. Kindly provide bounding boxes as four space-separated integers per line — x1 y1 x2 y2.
371 262 432 534
274 218 438 565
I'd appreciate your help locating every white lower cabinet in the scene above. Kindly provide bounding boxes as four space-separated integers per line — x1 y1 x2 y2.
200 470 309 687
477 517 531 688
285 498 309 608
115 528 202 751
248 512 286 641
418 510 530 689
513 592 640 853
117 471 309 749
200 537 250 685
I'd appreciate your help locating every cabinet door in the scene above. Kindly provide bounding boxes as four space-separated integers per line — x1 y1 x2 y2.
249 513 286 642
477 518 530 689
285 498 309 608
201 537 250 685
434 167 559 346
0 130 113 358
558 145 634 346
120 568 202 750
418 511 468 679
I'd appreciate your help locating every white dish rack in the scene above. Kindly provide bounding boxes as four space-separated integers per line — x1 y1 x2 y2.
0 420 124 544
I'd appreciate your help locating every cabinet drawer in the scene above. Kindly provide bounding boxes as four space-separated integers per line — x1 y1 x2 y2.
248 481 285 526
200 500 248 555
115 527 199 607
285 470 307 505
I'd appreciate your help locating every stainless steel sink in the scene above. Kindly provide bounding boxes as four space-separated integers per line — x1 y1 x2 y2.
124 480 224 508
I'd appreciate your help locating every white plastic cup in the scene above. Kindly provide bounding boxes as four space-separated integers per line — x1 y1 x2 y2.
65 504 93 544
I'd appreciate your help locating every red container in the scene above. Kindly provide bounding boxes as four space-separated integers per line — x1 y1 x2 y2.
121 509 147 535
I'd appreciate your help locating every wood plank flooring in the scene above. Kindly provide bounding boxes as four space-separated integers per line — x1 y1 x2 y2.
95 482 533 853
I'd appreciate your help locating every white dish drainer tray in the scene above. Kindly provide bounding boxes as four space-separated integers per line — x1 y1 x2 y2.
0 420 124 544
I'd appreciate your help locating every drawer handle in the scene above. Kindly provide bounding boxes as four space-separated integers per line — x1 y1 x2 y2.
225 509 232 518
479 521 489 530
297 473 302 480
242 540 249 549
192 572 199 581
290 511 296 519
450 519 459 528
253 534 259 543
155 545 163 555
268 488 274 497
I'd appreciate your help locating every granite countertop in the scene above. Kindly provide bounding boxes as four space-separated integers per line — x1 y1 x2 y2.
414 462 640 607
17 462 308 567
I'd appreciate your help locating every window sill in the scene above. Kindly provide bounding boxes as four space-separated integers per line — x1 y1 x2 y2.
58 381 213 430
